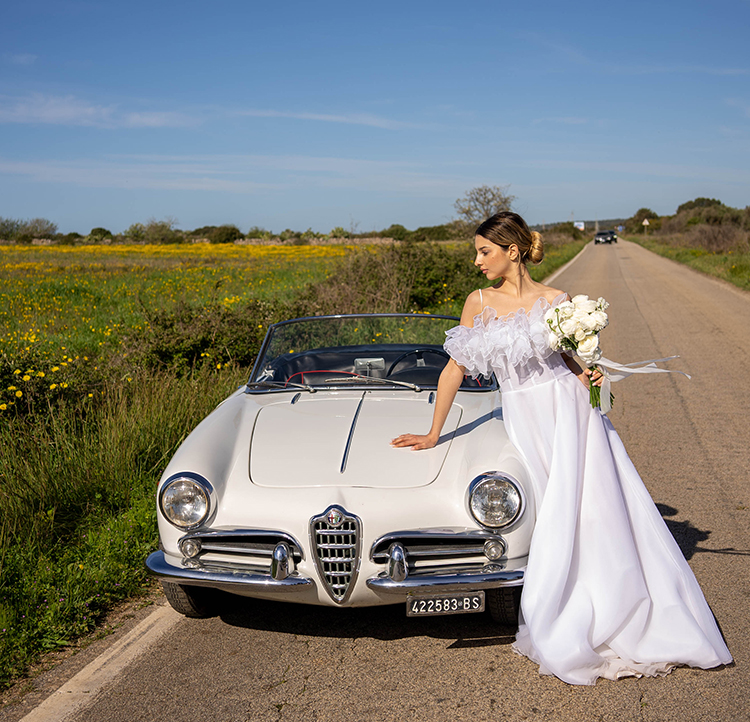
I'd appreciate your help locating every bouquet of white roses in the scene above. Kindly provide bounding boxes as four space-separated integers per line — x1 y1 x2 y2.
545 295 613 410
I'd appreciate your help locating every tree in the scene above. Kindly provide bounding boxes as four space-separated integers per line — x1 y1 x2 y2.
124 223 146 242
24 218 58 238
144 217 183 244
89 227 113 242
626 208 660 234
0 217 23 240
0 217 57 241
209 224 242 244
676 197 724 214
454 185 515 227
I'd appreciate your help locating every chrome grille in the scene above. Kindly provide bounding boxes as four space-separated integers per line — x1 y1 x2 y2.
370 530 507 574
311 506 361 603
178 529 303 573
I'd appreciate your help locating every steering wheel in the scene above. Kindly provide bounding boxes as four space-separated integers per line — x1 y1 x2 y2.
386 348 450 376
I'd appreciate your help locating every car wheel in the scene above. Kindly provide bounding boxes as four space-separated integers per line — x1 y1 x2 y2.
487 586 521 626
162 581 216 618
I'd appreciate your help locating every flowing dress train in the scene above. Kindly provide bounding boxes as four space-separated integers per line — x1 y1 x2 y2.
443 293 732 685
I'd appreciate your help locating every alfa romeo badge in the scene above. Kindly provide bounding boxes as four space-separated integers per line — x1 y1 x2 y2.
326 508 343 526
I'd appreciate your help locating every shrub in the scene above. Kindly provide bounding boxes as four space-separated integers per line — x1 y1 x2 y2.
547 222 583 241
124 223 146 242
380 224 410 241
685 225 748 254
410 223 465 242
626 208 661 234
143 218 184 244
88 227 113 242
128 298 279 374
57 232 83 245
209 225 242 244
290 242 479 316
328 226 350 239
0 217 23 241
676 197 725 214
0 217 57 242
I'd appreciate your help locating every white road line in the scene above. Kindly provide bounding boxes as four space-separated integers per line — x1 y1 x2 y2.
543 241 590 285
20 604 181 722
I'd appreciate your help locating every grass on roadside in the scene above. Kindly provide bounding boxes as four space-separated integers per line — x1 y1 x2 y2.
0 365 246 684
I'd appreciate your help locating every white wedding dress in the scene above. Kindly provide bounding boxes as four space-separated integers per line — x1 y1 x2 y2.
444 292 732 685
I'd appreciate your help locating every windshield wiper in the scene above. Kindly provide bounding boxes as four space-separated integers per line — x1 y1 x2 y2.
324 374 421 392
245 380 317 393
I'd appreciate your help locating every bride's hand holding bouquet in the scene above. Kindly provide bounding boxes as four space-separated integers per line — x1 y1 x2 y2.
545 294 689 413
545 295 613 411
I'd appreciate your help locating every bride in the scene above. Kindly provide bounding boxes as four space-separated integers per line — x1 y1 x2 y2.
391 212 732 685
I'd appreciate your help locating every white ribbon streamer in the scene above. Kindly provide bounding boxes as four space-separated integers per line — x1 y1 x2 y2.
593 356 691 414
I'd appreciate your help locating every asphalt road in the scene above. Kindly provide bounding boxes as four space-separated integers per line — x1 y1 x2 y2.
5 240 749 722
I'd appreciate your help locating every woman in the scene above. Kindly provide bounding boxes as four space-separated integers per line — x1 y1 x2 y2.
391 212 732 685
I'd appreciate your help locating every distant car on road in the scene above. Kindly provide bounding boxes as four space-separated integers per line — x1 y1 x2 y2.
594 230 617 244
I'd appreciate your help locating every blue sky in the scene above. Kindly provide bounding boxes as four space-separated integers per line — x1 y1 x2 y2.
1 0 749 234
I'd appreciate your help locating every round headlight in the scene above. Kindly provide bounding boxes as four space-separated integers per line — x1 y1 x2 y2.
469 473 523 529
159 475 211 529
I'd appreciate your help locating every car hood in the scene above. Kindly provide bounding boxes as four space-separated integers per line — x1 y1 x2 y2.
249 393 462 488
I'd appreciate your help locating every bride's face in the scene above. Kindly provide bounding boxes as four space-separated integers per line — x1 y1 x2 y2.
474 235 518 280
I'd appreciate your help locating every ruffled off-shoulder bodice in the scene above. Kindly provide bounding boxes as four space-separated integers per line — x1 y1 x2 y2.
444 292 569 390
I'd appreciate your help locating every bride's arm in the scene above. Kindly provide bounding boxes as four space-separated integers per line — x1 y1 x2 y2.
391 291 481 450
554 291 603 387
563 354 602 387
391 359 465 450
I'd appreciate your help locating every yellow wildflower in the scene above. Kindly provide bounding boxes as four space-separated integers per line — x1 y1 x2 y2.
15 390 23 397
22 375 30 381
50 384 58 390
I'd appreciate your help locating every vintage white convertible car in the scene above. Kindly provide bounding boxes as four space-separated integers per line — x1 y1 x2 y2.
146 313 535 624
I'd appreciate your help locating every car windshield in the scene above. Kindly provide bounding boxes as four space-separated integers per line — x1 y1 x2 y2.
249 314 493 391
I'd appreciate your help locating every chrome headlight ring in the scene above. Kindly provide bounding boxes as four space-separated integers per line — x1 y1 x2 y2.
467 472 525 530
158 472 215 530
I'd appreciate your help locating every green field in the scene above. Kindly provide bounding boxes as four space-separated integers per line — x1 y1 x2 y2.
0 238 584 687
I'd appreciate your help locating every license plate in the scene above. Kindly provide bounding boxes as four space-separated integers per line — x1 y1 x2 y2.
406 591 485 617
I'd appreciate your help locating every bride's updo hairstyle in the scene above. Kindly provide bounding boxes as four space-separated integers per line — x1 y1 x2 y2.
475 211 544 265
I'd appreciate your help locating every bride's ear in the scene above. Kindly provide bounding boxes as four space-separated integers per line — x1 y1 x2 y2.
508 243 520 261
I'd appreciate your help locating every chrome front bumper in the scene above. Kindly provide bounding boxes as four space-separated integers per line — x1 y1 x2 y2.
366 566 524 593
147 551 525 599
146 551 313 593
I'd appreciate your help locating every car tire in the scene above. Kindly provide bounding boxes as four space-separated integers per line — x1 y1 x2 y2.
487 586 521 626
162 581 216 618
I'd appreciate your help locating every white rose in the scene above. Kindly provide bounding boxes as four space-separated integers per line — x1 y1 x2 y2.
573 308 598 332
556 301 575 319
590 310 608 330
572 295 596 314
574 327 589 342
577 334 601 364
560 318 577 336
547 331 560 351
